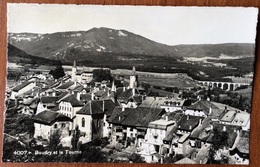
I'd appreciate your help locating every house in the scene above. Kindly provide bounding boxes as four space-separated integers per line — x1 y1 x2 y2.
75 71 93 84
71 60 93 83
185 100 219 117
160 98 185 112
230 130 249 164
58 94 84 129
206 123 241 151
116 87 142 108
108 107 166 147
75 100 116 143
10 81 36 99
219 110 250 130
56 81 76 92
189 117 212 148
177 115 204 134
33 110 72 140
140 118 175 162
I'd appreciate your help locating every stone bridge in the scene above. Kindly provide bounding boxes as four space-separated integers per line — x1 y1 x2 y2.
198 81 250 91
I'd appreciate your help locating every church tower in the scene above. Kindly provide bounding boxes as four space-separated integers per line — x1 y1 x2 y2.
110 80 117 103
129 66 137 89
72 60 77 81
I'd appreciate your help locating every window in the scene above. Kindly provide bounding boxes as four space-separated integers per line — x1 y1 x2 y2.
61 123 66 128
54 124 58 128
97 120 99 128
81 118 85 127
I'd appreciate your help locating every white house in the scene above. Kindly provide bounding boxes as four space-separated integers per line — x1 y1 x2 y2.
10 81 36 99
33 110 72 140
58 94 84 130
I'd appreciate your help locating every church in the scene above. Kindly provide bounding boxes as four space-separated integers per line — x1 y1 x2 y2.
71 60 93 84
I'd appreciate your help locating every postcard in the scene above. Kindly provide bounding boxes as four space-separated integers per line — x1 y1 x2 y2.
3 4 258 164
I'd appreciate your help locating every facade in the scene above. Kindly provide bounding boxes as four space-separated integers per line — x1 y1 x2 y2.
10 81 36 99
33 110 72 140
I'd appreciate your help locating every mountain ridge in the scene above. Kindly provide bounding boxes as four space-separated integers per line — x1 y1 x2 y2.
8 27 255 64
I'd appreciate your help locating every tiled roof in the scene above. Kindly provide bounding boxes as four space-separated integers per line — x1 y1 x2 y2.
206 123 241 148
61 94 84 107
116 88 134 102
236 137 249 154
80 94 92 103
33 110 72 125
109 107 165 128
177 115 204 132
57 81 74 89
76 100 116 115
190 117 212 139
12 81 34 92
188 100 218 113
41 96 59 104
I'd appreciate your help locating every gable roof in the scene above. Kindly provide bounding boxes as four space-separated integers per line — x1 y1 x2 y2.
188 100 218 112
57 81 74 89
12 81 34 92
41 96 59 104
177 115 204 132
76 100 116 115
116 88 134 102
33 110 72 125
109 107 165 128
206 123 241 148
60 94 84 107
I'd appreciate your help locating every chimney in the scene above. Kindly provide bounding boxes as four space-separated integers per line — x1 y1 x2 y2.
223 125 226 132
76 92 81 101
187 115 189 120
103 100 105 112
165 115 168 121
123 86 126 91
111 81 116 92
52 91 56 97
209 107 212 115
132 88 135 96
122 107 125 112
189 125 192 130
91 92 95 100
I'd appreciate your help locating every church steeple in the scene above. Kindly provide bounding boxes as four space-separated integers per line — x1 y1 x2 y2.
129 66 137 89
111 81 116 92
73 60 76 68
131 66 136 76
72 60 77 81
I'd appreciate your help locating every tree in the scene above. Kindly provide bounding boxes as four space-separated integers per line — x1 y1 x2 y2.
92 69 112 82
78 143 107 162
49 61 65 79
238 95 243 110
129 153 145 163
208 128 229 164
207 88 212 100
71 125 80 149
49 130 61 150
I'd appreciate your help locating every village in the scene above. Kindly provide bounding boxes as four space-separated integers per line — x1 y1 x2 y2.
3 61 251 164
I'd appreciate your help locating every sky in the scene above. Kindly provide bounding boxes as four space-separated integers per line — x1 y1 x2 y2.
7 4 258 45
